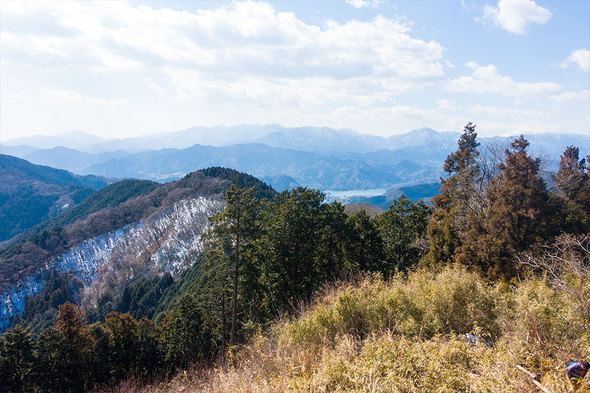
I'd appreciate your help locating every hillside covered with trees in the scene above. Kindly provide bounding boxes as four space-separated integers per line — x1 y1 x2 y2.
0 155 110 243
1 124 589 392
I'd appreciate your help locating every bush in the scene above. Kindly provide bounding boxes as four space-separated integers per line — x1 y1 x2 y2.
283 266 500 346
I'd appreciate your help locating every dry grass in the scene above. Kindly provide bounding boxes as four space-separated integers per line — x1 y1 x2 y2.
106 264 590 393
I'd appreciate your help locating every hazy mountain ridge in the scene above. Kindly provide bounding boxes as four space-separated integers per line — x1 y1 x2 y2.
80 143 441 190
3 125 588 193
0 154 110 243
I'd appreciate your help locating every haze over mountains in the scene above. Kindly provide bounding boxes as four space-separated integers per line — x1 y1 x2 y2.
2 125 588 195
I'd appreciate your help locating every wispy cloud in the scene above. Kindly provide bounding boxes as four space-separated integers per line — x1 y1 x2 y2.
559 49 590 72
445 62 561 98
481 0 551 34
345 0 385 9
1 1 445 101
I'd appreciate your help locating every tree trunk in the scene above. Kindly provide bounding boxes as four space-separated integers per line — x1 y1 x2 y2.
230 215 240 347
221 290 226 356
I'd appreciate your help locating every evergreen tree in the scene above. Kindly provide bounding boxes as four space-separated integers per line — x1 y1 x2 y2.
103 311 138 381
89 323 112 386
0 325 36 392
257 187 325 312
553 146 589 234
377 196 430 273
463 136 554 278
135 318 162 379
35 328 69 391
316 201 352 280
161 294 210 368
423 122 483 266
204 185 259 347
345 209 385 273
54 302 93 392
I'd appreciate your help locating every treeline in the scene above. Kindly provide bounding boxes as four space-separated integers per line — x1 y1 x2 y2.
1 124 589 392
0 186 430 392
423 123 589 278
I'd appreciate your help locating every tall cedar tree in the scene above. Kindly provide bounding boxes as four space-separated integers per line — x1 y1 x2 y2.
205 185 259 347
103 311 139 381
462 136 554 279
54 302 93 392
423 122 482 266
553 146 590 234
0 325 36 392
257 187 325 312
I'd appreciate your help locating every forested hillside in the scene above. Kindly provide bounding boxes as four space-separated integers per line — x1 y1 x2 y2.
0 155 109 243
0 124 589 392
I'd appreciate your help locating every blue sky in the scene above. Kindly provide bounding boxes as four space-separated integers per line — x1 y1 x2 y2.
1 0 588 140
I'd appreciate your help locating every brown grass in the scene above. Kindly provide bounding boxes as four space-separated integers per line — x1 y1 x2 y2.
105 263 590 393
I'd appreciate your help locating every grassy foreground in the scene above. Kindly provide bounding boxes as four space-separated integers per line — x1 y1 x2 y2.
107 265 590 393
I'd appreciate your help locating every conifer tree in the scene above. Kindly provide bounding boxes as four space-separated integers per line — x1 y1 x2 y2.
464 136 554 278
0 325 36 392
553 146 589 233
103 311 138 381
423 122 483 266
36 328 69 391
258 187 325 311
378 196 430 272
54 302 93 391
346 209 385 273
205 185 259 347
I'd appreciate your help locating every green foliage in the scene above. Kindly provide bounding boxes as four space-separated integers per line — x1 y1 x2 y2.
103 311 139 381
0 154 108 242
204 185 260 346
345 209 385 272
257 187 329 312
461 136 557 278
0 325 36 392
424 122 483 267
35 327 69 392
377 196 430 273
19 271 83 332
161 294 211 368
553 147 590 234
54 302 93 391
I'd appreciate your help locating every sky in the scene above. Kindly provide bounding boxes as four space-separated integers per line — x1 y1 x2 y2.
1 0 589 140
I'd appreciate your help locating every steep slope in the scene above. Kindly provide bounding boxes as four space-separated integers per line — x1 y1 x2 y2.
0 168 276 331
0 154 109 242
132 266 589 393
3 179 159 248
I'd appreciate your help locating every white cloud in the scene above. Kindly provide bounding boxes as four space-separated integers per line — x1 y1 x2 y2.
345 0 384 8
445 62 561 97
1 1 444 84
482 0 552 34
560 49 590 72
42 89 128 106
550 90 590 103
1 1 451 138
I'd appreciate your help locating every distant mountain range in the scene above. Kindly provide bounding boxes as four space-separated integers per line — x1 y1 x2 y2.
0 154 109 243
2 125 588 194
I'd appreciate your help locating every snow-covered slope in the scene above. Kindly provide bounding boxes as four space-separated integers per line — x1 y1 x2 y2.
0 196 224 330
